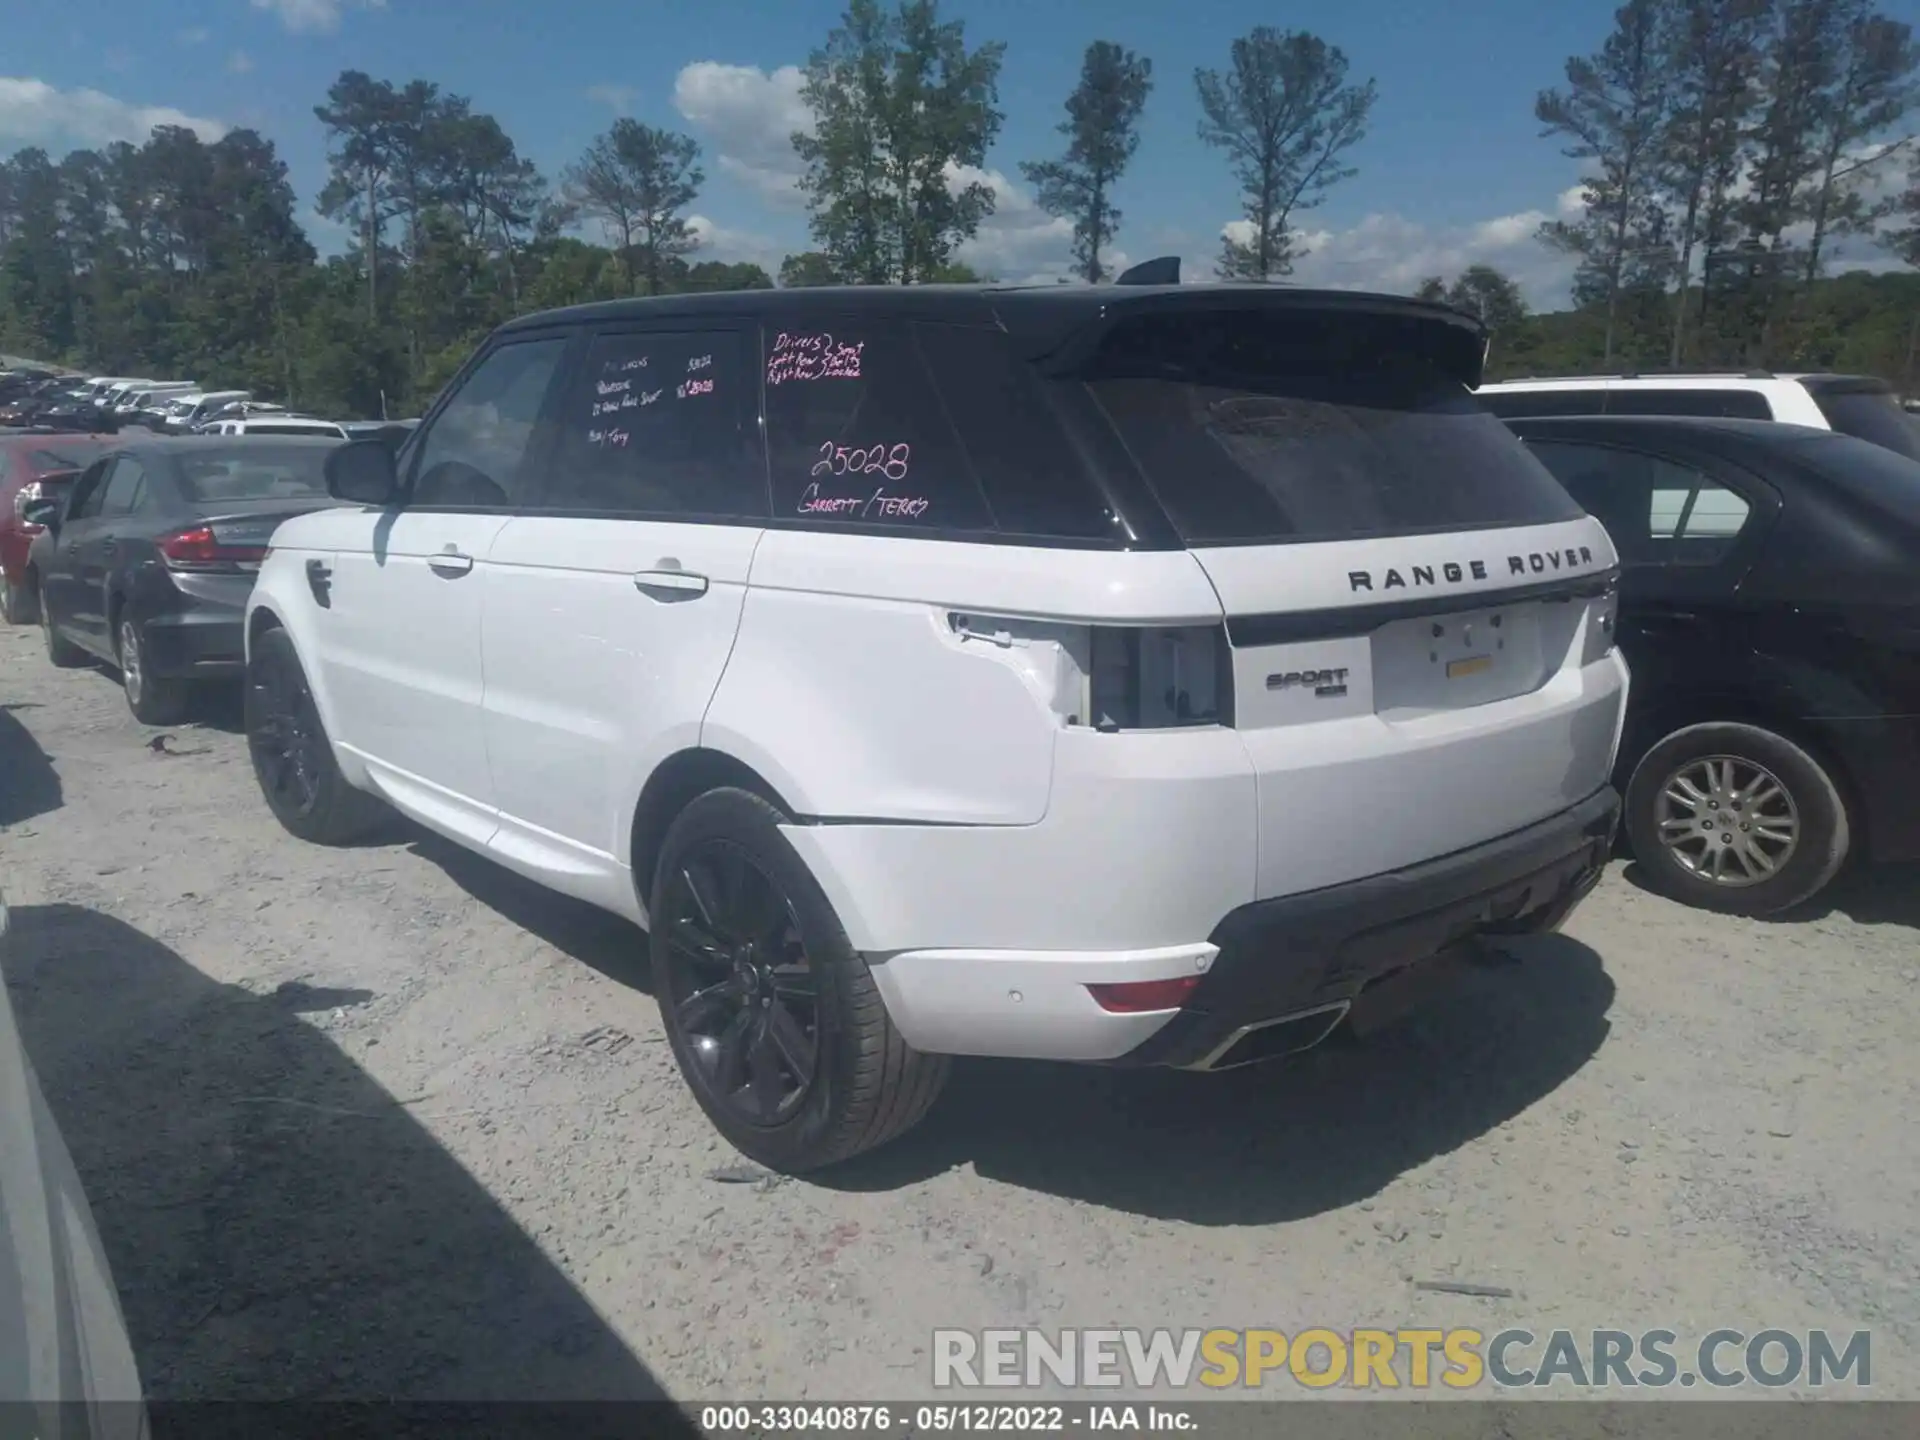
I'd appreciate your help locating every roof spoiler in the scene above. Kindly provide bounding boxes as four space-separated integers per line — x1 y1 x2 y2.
1115 256 1180 286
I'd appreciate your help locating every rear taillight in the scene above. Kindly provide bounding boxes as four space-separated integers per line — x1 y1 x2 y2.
1088 624 1234 730
947 615 1235 731
1582 576 1621 665
158 526 267 573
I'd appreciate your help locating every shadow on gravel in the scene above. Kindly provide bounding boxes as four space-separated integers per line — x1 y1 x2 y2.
0 700 62 826
184 682 246 734
1 902 684 1409
1621 856 1920 931
829 936 1615 1224
408 831 657 995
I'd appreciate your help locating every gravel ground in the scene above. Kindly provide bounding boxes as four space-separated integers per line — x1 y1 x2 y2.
2 621 1917 1417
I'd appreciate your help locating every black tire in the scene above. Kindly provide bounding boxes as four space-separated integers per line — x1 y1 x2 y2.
649 787 949 1172
117 615 190 726
245 626 389 844
41 596 86 667
0 571 34 626
1624 721 1850 916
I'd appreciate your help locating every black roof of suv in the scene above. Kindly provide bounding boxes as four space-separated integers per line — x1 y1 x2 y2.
497 281 1492 375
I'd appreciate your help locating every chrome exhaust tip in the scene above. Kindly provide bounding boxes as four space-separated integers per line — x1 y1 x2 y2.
1185 1000 1352 1072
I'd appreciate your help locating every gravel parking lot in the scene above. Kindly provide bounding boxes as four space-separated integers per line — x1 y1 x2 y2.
2 623 1917 1413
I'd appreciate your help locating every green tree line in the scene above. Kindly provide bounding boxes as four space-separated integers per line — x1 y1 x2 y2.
3 0 1918 416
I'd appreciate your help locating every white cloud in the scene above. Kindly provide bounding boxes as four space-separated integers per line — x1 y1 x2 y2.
228 51 256 76
249 0 386 36
586 84 637 115
179 27 211 46
685 213 783 273
1275 209 1581 306
0 77 227 150
672 61 812 207
947 163 1129 283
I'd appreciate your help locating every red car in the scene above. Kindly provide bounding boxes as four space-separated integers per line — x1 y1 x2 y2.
1 435 101 624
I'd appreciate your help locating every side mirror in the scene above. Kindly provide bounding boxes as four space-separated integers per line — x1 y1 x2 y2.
22 498 62 529
324 438 400 505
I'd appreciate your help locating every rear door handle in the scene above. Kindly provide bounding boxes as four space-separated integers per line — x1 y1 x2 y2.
633 568 709 602
427 549 474 579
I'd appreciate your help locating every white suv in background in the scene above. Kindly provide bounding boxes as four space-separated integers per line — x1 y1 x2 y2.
1476 372 1920 460
210 416 348 439
242 278 1629 1171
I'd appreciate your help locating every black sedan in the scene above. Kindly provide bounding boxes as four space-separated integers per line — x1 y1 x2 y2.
22 437 345 723
1507 414 1920 915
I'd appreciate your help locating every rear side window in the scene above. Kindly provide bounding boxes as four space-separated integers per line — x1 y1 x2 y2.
1527 439 1751 566
545 330 765 520
910 324 1117 539
1078 309 1582 545
764 320 993 532
1477 388 1608 419
1808 386 1920 461
1604 387 1773 420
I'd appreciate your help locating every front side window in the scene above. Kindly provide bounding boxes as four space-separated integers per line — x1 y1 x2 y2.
410 337 567 509
542 330 765 519
1080 309 1582 545
764 319 993 532
69 460 115 519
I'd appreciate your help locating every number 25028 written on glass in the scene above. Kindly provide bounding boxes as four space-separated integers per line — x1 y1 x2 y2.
812 442 910 481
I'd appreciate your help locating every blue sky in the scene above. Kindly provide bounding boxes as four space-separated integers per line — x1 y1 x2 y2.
0 0 1908 306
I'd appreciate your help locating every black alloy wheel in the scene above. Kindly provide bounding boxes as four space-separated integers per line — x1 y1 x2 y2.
244 627 388 844
248 640 326 820
656 841 821 1127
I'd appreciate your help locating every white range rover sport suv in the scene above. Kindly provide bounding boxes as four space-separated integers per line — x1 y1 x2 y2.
243 277 1629 1171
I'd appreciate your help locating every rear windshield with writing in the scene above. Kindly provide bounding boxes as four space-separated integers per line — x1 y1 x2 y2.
549 331 765 519
1078 310 1582 545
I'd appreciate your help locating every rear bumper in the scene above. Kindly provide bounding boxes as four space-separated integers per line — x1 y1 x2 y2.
860 786 1619 1065
1114 784 1619 1068
139 604 245 678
